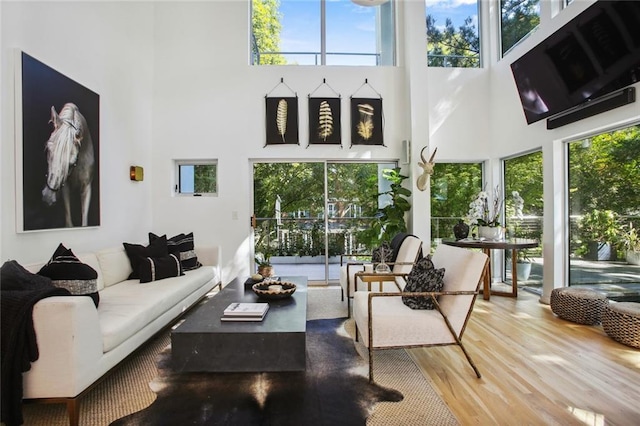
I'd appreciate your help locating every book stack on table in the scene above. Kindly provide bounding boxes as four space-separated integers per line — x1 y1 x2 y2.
221 302 269 322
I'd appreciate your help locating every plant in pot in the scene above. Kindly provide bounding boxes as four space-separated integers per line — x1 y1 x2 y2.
466 184 504 240
359 167 411 249
622 222 640 265
577 209 620 261
254 221 277 277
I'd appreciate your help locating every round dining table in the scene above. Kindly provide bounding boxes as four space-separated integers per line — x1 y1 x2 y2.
442 238 539 300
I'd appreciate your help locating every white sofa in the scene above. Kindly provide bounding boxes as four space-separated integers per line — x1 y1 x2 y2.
21 245 221 425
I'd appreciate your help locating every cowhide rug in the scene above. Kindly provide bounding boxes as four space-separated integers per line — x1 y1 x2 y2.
111 318 403 425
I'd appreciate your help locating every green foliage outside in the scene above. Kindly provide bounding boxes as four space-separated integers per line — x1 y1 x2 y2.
426 14 480 68
193 164 217 194
569 125 640 257
430 162 483 239
501 0 540 55
253 162 383 257
251 0 286 65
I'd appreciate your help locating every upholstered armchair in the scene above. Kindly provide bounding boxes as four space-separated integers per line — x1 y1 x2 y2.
339 234 422 316
353 244 488 382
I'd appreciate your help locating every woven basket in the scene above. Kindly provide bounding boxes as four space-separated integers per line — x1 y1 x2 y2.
550 287 609 325
602 302 640 349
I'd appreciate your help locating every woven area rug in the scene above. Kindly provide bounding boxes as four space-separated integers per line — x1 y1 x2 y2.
21 285 458 425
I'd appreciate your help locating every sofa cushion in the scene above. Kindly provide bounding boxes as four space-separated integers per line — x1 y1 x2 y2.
98 266 215 352
401 255 445 310
150 232 201 271
38 244 100 307
138 254 183 283
96 246 133 287
123 236 168 280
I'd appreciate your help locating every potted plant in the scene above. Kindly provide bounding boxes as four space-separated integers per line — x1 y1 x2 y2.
515 249 532 281
359 167 411 249
254 252 274 277
254 221 277 277
622 222 640 265
578 209 620 261
466 184 504 240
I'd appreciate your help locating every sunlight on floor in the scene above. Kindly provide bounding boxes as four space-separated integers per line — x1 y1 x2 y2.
530 354 570 366
567 406 605 426
619 349 640 368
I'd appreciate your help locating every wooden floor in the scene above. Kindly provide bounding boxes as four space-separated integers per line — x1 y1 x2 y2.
408 290 640 426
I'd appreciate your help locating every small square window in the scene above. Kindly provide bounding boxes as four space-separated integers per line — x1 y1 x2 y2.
175 160 218 196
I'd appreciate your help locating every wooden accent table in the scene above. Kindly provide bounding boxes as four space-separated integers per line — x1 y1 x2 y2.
442 238 538 300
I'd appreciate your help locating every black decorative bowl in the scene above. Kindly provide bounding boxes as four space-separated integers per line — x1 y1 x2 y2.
252 281 297 299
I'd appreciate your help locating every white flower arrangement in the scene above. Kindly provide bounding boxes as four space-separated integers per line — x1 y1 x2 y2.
466 185 503 227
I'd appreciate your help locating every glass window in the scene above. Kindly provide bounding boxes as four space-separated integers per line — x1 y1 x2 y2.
426 0 481 68
504 151 543 288
175 160 218 196
430 162 483 244
500 0 540 57
567 125 640 297
251 0 395 66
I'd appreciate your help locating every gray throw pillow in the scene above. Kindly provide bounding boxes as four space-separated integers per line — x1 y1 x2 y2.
402 255 445 310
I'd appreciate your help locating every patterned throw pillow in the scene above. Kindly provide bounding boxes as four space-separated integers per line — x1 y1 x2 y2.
149 232 202 272
138 254 183 283
38 243 100 307
372 242 393 264
123 235 169 279
401 255 445 310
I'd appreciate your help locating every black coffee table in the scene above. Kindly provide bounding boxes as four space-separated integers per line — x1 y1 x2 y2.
171 276 307 372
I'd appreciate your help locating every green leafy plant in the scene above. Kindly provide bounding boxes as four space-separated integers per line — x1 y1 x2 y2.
622 222 640 253
578 209 620 244
360 167 411 249
576 209 621 258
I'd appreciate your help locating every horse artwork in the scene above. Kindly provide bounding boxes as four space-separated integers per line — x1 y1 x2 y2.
41 103 95 227
19 52 100 231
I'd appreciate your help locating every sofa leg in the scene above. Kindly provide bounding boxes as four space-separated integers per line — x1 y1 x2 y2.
67 398 79 426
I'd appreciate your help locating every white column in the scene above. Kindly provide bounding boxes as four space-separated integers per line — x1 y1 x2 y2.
540 140 567 304
400 0 431 246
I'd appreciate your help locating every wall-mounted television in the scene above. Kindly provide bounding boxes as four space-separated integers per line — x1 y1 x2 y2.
510 0 640 125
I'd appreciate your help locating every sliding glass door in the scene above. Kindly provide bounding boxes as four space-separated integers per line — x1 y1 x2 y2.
252 161 395 283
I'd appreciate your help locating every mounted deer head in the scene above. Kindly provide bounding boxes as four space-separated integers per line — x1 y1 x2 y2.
416 146 437 192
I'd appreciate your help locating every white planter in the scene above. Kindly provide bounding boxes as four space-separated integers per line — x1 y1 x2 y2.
626 250 640 266
516 262 532 281
478 226 504 241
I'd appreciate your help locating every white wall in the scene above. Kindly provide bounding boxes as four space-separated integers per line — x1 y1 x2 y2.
1 1 155 263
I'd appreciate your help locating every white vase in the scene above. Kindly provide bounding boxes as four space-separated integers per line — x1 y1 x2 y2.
478 226 504 241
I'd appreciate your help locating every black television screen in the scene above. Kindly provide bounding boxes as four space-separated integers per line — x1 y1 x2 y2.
510 0 640 125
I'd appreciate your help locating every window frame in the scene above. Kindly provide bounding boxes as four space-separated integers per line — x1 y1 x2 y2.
174 159 218 197
250 0 396 66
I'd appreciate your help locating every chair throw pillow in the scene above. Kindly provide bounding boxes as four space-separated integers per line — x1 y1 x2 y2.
138 254 183 283
38 243 100 307
124 235 168 280
149 232 202 271
401 255 445 310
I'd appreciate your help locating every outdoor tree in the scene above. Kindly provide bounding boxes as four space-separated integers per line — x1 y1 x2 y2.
426 14 479 67
569 125 640 217
251 0 286 65
500 0 540 55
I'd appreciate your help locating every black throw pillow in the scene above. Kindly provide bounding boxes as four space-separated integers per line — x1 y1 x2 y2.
124 235 168 280
138 254 183 283
149 232 201 271
38 243 100 307
401 255 445 310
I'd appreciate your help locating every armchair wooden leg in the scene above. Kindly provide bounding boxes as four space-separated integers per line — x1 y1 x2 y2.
368 348 374 383
67 398 79 426
457 341 482 378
